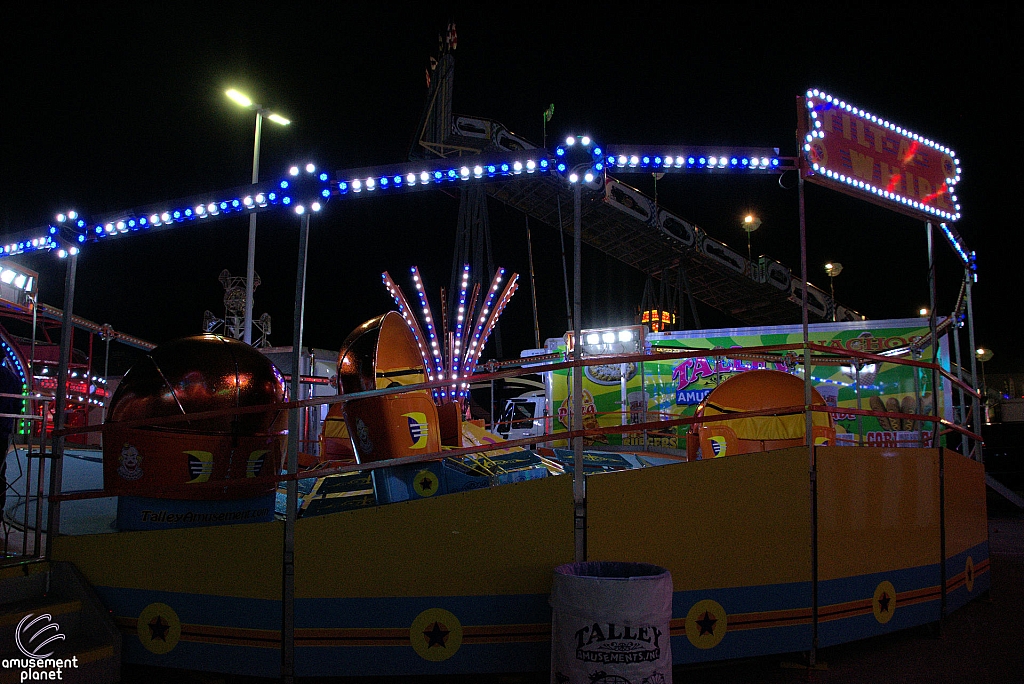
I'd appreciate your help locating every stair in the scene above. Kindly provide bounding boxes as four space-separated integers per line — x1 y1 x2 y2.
986 474 1024 509
0 562 120 683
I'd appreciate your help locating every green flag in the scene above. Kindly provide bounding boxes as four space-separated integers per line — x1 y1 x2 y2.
543 103 555 123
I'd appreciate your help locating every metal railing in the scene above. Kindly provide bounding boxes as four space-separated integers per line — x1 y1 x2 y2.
2 394 52 563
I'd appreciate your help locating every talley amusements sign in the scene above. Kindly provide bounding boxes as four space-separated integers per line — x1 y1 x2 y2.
798 88 961 224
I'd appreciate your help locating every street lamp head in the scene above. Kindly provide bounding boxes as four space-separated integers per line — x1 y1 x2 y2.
742 214 762 232
226 88 290 125
824 262 843 277
976 348 993 362
919 307 929 317
225 88 253 108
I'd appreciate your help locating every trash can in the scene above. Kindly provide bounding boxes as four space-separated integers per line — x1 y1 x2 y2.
550 561 672 684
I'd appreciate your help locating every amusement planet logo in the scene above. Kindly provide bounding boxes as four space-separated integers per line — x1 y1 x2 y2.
3 613 79 681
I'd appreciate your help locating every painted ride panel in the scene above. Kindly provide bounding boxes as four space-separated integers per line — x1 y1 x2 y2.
49 446 988 677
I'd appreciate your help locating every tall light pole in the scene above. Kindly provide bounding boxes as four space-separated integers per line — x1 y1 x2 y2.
225 88 290 344
741 213 761 277
824 261 843 321
976 347 993 423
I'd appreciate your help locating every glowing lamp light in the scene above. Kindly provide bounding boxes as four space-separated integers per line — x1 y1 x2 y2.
225 88 253 108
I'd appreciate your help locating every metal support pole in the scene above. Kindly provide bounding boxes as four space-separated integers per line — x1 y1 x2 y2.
244 110 263 345
101 331 112 424
855 363 864 447
46 253 77 555
927 221 947 619
282 212 309 683
798 173 818 666
571 182 585 563
29 293 38 439
951 292 967 457
526 215 541 350
927 222 940 446
965 276 981 461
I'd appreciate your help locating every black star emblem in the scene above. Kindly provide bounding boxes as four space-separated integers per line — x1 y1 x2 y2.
423 621 449 648
696 610 717 636
149 615 170 641
418 476 434 492
878 592 891 613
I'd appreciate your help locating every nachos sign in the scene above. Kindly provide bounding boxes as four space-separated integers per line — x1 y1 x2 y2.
799 88 961 223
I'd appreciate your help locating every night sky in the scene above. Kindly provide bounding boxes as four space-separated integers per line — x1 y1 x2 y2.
2 5 1018 374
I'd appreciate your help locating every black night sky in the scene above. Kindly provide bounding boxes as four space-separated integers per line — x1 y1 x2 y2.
2 5 1018 374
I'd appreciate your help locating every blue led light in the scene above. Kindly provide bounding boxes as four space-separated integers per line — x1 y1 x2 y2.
282 196 291 205
501 164 509 172
280 180 289 189
173 211 181 219
339 182 348 193
393 175 402 185
322 189 331 197
319 173 328 182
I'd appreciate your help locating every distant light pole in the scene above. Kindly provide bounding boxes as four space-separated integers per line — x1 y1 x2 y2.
225 88 290 344
741 214 761 277
542 103 554 149
824 261 843 321
976 347 993 423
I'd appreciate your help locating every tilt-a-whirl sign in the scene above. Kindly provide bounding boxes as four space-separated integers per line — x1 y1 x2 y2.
799 88 961 223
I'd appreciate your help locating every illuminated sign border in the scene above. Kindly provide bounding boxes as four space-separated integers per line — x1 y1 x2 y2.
800 88 961 223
